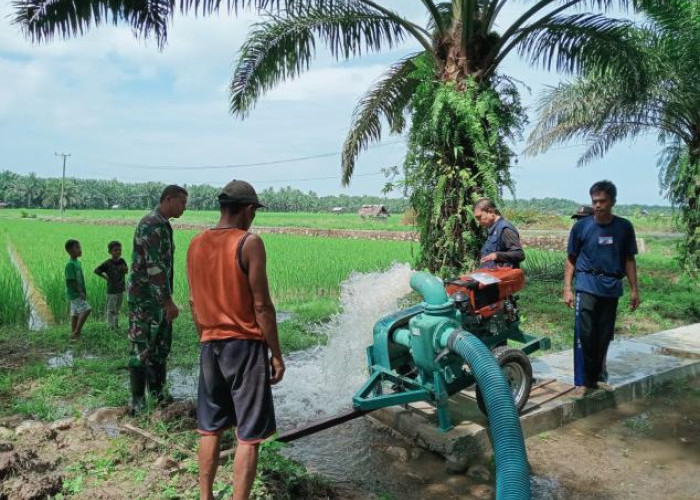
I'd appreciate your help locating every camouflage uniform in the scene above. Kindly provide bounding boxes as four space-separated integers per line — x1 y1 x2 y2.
127 209 175 408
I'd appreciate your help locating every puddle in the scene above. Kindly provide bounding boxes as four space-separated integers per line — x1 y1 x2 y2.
277 311 294 323
46 351 97 369
531 337 693 387
531 476 566 500
47 351 74 368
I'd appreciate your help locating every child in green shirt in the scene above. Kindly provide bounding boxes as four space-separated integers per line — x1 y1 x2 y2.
65 239 91 340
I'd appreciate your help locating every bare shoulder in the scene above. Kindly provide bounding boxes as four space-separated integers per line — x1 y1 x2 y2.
245 233 264 247
243 233 266 256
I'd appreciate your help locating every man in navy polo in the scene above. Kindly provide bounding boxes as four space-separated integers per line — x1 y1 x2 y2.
564 180 640 392
473 198 525 269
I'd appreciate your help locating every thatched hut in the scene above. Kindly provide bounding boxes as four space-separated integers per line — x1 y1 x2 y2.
358 204 389 219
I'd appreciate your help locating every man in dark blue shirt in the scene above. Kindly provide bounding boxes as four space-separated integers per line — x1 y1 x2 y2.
564 180 640 392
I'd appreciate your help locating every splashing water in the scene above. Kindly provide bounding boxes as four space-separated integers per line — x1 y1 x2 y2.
273 262 413 425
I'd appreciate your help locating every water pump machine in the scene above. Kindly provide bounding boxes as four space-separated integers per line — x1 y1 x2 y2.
280 269 550 500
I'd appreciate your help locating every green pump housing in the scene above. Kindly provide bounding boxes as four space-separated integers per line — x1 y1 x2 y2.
352 271 550 432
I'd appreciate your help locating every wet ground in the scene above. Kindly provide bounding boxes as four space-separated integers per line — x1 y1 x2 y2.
2 376 698 500
527 377 700 500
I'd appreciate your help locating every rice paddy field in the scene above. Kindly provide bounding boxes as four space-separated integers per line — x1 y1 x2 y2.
0 235 28 326
0 218 415 327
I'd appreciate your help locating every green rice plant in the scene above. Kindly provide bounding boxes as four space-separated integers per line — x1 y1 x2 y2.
522 249 566 282
0 236 29 326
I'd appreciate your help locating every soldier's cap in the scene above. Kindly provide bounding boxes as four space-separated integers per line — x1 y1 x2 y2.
571 205 594 219
218 180 265 208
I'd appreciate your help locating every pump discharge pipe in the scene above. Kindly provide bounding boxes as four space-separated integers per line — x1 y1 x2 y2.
400 272 531 500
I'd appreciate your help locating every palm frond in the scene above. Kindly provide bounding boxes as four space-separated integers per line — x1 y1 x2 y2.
427 1 451 33
420 0 446 34
525 74 669 165
11 0 339 46
12 0 175 47
341 56 420 185
575 122 648 165
229 2 406 117
525 77 624 155
514 14 645 78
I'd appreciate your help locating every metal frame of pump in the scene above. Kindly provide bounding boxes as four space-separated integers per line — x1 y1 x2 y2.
352 275 551 432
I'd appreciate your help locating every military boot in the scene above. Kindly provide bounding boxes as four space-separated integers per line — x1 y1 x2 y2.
151 361 173 405
129 366 147 416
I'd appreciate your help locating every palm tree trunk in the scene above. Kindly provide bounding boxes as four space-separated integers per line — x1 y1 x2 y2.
410 34 518 276
686 145 699 272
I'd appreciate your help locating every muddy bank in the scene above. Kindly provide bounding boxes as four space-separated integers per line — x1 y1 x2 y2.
29 216 657 253
0 403 341 500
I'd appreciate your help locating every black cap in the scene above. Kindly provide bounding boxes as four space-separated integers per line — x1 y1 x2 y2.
571 205 594 219
218 180 265 208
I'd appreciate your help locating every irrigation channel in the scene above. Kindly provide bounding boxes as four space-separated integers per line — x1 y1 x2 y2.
166 263 563 499
6 242 54 330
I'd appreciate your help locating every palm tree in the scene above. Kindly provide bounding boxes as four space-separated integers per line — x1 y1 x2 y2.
8 172 44 208
228 0 642 273
526 0 699 272
13 0 641 274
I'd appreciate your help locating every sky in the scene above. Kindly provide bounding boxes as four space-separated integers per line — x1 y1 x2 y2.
0 1 669 206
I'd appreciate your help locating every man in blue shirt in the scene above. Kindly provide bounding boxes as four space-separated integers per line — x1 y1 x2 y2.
564 180 640 392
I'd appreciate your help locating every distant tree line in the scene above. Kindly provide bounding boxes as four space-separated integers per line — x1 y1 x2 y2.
0 171 410 213
503 197 673 217
0 171 671 216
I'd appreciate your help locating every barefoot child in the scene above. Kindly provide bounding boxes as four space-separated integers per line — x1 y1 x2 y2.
94 241 128 329
65 239 91 340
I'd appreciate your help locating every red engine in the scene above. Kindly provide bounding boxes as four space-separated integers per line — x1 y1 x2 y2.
444 268 525 319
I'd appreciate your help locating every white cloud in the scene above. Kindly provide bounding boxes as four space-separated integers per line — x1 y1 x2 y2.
266 64 388 102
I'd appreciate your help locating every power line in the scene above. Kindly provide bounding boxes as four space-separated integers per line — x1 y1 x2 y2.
251 171 387 184
91 140 406 171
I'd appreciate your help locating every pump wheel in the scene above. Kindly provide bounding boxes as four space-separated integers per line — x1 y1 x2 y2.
475 347 533 416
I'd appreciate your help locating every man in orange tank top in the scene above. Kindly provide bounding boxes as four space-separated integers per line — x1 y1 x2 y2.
187 180 285 500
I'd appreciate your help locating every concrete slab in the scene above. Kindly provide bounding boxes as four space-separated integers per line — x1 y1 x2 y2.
372 323 700 468
635 324 700 358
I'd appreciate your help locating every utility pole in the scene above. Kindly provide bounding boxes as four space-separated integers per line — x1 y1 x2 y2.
55 152 71 214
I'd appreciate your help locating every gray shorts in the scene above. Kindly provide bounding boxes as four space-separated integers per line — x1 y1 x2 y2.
197 339 276 444
69 298 91 316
